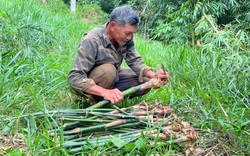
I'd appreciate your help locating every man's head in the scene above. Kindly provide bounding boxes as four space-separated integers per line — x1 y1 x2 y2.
107 5 140 46
109 5 140 27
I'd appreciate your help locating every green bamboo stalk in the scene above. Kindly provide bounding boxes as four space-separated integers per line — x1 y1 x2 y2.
50 114 132 135
112 105 131 116
62 119 111 131
87 111 137 119
109 128 139 133
50 119 146 136
63 131 94 141
109 107 134 114
106 122 144 129
66 127 142 143
4 108 113 121
87 84 143 109
65 137 112 147
68 136 137 153
62 116 99 130
63 120 141 135
63 124 105 135
67 128 162 149
65 134 137 148
60 118 111 123
68 131 117 142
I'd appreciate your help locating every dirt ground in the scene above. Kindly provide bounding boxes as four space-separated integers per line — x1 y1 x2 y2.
0 133 26 154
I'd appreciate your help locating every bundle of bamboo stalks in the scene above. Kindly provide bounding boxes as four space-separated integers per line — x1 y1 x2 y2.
34 101 198 154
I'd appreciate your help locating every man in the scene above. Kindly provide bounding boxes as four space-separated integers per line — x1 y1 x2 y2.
68 5 169 105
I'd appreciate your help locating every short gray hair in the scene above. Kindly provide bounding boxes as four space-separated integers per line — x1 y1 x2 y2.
109 5 140 26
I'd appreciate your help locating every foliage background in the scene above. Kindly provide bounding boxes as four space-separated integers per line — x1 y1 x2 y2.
0 0 249 155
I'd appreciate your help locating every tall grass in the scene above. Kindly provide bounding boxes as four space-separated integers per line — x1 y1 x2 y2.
135 36 250 154
0 0 88 113
0 0 249 155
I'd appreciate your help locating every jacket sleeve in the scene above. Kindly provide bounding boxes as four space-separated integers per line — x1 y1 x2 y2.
68 36 97 91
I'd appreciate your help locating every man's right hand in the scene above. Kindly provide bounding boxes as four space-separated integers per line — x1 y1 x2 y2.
85 85 124 104
102 88 124 104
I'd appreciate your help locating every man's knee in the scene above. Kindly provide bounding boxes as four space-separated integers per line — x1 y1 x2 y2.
88 64 117 88
99 64 117 82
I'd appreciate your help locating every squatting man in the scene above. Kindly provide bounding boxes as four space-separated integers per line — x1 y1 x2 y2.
68 5 170 105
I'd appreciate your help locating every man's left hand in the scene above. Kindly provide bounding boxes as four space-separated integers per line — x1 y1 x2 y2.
155 69 170 84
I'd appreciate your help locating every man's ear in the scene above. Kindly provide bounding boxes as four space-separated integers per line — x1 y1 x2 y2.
110 21 117 27
109 21 117 31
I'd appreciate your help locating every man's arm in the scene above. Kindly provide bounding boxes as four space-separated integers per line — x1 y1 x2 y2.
68 37 97 92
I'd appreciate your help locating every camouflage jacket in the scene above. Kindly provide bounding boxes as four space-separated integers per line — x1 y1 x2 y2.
68 23 151 91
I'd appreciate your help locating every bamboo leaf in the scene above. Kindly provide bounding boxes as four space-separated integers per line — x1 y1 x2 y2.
135 137 147 150
110 135 128 148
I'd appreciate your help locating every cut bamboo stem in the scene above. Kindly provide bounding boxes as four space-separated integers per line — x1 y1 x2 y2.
87 78 163 109
87 85 143 109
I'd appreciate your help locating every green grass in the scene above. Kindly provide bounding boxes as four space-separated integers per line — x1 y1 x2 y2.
0 0 249 155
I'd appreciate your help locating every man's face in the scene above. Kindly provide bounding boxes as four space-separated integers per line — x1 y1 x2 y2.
111 22 138 46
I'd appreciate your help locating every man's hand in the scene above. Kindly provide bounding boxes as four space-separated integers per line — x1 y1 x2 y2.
144 69 170 89
102 88 124 104
85 85 124 104
145 69 170 83
155 69 170 84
